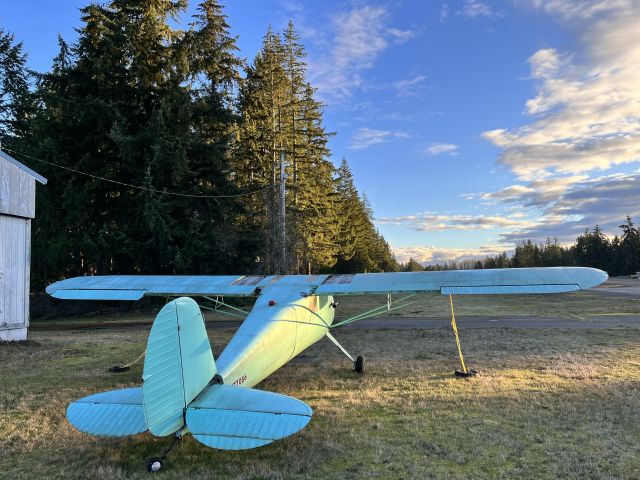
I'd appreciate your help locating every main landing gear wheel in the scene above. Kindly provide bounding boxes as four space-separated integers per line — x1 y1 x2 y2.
354 355 365 374
147 457 164 473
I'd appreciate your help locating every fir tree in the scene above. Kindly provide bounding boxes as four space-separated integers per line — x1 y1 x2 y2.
26 0 245 287
235 23 338 274
618 216 640 274
0 28 32 146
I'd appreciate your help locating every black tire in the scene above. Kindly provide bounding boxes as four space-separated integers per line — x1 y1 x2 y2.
147 458 164 473
354 355 365 374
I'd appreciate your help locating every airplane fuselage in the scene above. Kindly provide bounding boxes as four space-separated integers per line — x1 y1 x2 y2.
216 289 336 388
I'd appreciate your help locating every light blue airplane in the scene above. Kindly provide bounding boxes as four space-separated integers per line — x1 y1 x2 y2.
47 267 607 472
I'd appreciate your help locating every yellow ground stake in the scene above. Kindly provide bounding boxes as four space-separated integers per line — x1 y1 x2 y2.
449 294 472 376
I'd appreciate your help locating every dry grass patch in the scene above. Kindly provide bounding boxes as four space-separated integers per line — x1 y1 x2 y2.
1 325 639 479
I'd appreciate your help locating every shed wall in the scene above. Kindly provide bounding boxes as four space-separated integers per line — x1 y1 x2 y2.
0 157 36 218
0 215 31 338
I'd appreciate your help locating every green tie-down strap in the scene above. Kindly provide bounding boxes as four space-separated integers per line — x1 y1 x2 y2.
142 297 216 437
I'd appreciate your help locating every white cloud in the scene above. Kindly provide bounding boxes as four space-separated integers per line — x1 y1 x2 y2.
393 74 427 97
497 172 640 243
483 3 640 181
440 3 450 22
308 6 414 101
527 48 568 82
377 212 535 232
529 0 634 21
278 0 303 13
310 6 388 100
387 28 415 43
458 0 497 18
424 143 459 156
479 175 588 206
392 244 511 265
348 128 410 150
474 2 640 244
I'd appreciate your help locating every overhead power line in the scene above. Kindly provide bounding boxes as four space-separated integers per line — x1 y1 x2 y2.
4 147 271 199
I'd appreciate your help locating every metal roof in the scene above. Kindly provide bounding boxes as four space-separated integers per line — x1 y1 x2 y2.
0 149 47 184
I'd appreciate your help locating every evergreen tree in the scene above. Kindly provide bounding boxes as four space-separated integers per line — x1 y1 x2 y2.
617 216 640 274
404 257 424 272
333 160 371 272
25 0 245 288
573 226 611 271
234 22 339 274
0 28 32 146
511 240 541 267
234 27 287 273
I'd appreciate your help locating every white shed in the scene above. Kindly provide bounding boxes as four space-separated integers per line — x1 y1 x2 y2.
0 149 47 341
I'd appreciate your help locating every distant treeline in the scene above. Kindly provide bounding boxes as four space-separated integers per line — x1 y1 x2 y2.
0 1 398 292
402 217 640 276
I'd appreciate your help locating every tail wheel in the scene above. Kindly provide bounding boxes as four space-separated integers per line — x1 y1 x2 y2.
354 355 365 374
147 458 164 473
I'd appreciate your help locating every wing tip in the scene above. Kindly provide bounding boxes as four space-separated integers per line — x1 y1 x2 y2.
578 267 608 289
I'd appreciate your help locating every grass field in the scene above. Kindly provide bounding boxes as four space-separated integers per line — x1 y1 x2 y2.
2 296 640 480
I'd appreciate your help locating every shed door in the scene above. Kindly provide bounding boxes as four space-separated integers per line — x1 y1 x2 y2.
0 215 30 328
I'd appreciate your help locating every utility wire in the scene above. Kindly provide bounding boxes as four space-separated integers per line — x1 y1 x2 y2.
5 147 272 199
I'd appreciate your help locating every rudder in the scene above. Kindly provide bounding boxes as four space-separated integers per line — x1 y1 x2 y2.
142 297 215 437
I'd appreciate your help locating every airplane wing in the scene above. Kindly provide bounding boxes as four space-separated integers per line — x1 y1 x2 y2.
46 275 268 300
46 267 607 301
313 267 608 296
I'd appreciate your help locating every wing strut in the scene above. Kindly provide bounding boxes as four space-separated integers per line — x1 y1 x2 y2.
449 295 477 378
325 331 355 362
325 331 365 373
330 293 417 328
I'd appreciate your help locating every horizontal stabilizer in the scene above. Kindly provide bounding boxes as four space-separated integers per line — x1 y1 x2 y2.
66 388 147 437
186 384 312 450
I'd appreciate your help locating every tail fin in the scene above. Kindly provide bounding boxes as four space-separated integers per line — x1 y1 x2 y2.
142 297 215 436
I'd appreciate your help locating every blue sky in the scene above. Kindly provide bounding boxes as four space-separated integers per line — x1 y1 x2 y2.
2 0 640 264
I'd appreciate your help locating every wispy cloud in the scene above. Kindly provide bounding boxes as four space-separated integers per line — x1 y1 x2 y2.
308 6 414 102
497 172 640 243
393 74 427 97
528 0 634 22
348 128 410 150
392 244 511 265
377 212 535 232
457 0 499 18
387 28 415 43
439 3 450 22
479 175 588 206
278 0 303 13
424 142 459 156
